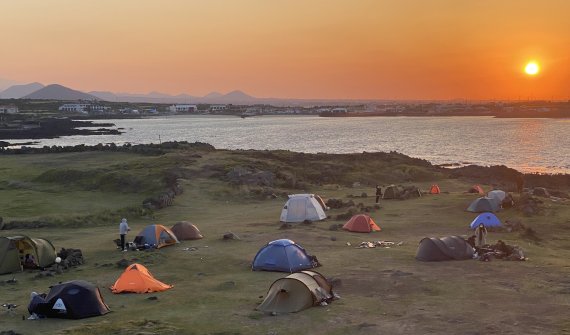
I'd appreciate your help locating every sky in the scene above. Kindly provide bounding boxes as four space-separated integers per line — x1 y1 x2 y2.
1 0 569 100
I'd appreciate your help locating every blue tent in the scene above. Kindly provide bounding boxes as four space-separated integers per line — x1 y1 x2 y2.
135 224 179 248
252 239 314 273
470 212 502 229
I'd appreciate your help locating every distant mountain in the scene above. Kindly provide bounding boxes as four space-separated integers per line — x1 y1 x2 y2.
89 91 118 101
0 82 45 99
24 84 100 101
203 91 223 99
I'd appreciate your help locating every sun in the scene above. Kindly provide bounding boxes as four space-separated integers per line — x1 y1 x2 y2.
524 61 540 76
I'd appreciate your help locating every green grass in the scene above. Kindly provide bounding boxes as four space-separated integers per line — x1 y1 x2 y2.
1 148 569 334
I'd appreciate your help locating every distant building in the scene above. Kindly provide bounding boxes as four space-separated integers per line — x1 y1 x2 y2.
210 104 227 112
0 104 18 114
59 103 90 113
331 107 348 113
89 105 111 113
169 104 197 113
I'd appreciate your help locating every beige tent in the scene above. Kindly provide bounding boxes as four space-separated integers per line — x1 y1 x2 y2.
170 221 203 240
0 235 56 274
257 270 333 313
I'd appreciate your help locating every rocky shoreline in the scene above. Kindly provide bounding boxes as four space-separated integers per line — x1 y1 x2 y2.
0 117 121 143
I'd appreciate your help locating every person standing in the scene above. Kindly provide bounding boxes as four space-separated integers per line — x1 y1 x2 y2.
375 185 382 204
475 223 488 248
119 218 131 252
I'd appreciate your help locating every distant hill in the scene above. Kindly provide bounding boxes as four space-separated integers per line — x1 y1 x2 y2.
0 82 45 99
24 84 100 101
89 91 118 101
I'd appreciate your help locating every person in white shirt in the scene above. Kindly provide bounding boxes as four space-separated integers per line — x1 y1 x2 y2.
119 218 131 252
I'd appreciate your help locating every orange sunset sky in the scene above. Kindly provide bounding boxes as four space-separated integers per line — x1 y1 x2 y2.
1 0 569 100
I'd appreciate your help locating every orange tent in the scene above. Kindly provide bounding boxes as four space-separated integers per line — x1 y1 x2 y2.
468 185 484 195
111 263 173 294
343 214 381 233
429 184 441 194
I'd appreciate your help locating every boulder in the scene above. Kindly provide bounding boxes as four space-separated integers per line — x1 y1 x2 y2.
533 187 550 197
222 232 240 240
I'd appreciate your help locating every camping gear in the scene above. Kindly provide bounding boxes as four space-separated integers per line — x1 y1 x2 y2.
466 197 501 213
111 263 173 293
29 280 110 319
468 185 485 195
252 239 316 273
470 212 502 229
280 194 327 223
0 236 56 275
257 270 333 313
135 224 179 248
416 236 474 261
429 184 441 194
343 214 381 233
171 221 203 240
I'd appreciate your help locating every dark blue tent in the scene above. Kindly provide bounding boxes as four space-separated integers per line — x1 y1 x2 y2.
30 280 110 319
470 212 502 229
252 239 315 273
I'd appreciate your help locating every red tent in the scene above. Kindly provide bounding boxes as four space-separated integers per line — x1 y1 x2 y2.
343 214 381 233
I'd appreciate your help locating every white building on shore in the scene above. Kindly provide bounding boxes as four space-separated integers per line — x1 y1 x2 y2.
169 104 197 113
58 103 90 113
0 104 18 114
210 104 227 111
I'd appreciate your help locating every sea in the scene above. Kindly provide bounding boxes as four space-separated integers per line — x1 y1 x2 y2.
7 115 570 174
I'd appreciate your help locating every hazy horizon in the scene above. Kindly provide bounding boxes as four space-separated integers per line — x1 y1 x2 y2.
1 0 569 101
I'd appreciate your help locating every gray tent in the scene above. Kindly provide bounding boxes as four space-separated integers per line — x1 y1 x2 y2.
257 270 333 313
487 190 506 203
416 236 474 262
0 236 56 275
383 185 403 199
466 197 500 213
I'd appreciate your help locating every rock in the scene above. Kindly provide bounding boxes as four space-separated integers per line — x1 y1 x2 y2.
328 224 343 231
116 259 130 268
360 192 368 198
0 330 23 335
147 296 158 301
302 219 313 225
222 232 240 240
533 187 550 197
330 236 337 241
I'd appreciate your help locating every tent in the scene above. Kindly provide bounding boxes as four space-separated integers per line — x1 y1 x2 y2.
252 239 316 273
470 212 502 229
0 235 56 275
280 194 327 223
416 236 474 262
429 184 441 194
466 197 500 213
135 224 179 248
487 190 507 203
343 214 381 233
111 263 173 294
257 270 333 313
313 194 328 211
468 185 485 195
382 185 403 199
171 221 203 240
29 280 110 319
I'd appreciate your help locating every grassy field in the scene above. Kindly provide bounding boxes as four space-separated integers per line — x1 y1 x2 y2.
1 147 569 335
